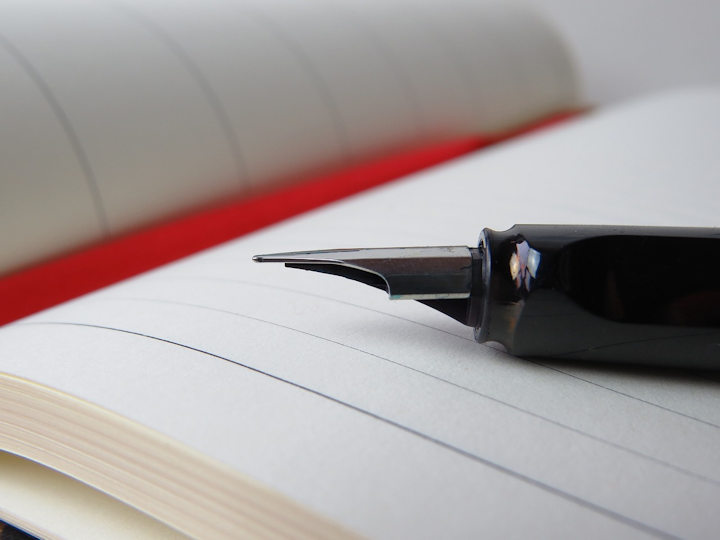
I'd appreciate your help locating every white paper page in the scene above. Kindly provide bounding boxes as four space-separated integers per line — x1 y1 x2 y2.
0 452 186 540
2 89 719 539
0 0 577 275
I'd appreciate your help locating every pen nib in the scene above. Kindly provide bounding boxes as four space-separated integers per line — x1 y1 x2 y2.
253 247 474 300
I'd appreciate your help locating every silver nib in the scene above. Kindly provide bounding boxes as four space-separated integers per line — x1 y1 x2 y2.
253 246 473 300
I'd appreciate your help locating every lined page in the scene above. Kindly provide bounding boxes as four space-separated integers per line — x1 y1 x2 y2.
0 0 576 275
1 89 719 538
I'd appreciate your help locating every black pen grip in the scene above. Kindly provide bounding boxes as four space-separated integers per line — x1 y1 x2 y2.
476 225 720 367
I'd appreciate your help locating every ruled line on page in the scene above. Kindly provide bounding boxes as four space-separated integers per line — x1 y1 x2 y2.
16 319 680 540
110 2 249 187
36 294 720 489
238 5 353 163
163 275 720 430
151 274 474 339
319 1 425 135
0 32 109 234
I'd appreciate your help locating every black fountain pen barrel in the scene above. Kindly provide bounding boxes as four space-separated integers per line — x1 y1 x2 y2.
476 225 720 367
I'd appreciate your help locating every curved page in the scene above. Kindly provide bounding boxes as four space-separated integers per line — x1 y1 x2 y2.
0 0 577 275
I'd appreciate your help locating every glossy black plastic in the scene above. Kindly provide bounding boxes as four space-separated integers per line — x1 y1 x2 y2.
475 225 720 367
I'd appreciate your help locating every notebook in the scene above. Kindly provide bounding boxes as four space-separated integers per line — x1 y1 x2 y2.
2 0 719 538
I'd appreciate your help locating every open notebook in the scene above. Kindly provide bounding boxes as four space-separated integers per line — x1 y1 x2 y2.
3 0 720 538
2 88 720 538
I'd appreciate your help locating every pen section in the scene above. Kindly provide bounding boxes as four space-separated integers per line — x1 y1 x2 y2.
477 225 720 366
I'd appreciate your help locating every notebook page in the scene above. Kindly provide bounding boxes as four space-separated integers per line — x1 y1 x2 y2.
0 452 185 540
1 89 719 538
0 0 576 275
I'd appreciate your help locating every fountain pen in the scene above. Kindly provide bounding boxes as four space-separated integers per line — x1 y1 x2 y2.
254 225 720 368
